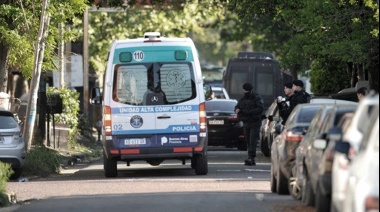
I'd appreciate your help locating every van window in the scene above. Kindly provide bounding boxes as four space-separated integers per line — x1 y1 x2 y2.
230 71 249 97
160 64 195 104
113 63 196 105
257 72 274 96
113 64 149 105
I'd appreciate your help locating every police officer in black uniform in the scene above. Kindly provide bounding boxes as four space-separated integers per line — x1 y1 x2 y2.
277 82 296 125
234 83 264 166
292 80 310 104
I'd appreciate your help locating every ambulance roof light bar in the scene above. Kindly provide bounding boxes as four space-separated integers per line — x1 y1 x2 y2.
144 32 161 39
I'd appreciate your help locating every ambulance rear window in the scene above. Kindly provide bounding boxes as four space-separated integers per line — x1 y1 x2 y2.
113 63 196 105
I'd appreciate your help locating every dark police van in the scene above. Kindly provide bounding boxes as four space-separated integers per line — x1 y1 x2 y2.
222 52 291 111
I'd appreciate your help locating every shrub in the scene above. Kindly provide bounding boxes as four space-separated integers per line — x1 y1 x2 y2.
46 87 81 148
22 146 62 177
0 162 13 207
309 59 351 95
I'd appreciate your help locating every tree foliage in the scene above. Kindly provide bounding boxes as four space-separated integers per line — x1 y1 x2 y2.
1 0 378 95
309 58 352 95
227 0 379 93
71 0 229 75
0 0 88 91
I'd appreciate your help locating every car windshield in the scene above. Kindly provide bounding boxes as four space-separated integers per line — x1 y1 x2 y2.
206 101 236 112
0 113 18 129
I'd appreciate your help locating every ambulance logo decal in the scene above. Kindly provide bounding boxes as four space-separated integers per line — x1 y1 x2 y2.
151 96 159 102
130 115 143 128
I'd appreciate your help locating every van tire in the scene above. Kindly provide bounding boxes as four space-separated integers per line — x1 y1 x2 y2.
104 154 117 178
194 154 208 175
191 158 196 169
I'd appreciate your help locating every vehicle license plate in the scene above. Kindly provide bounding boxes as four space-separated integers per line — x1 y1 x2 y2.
209 120 224 125
125 138 146 145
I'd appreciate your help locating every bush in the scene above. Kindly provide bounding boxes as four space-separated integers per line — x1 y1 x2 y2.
22 146 62 177
46 87 81 149
309 59 351 95
0 162 13 207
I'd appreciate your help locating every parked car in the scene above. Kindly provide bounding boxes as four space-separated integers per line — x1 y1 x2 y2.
340 117 379 212
271 103 323 194
331 93 379 212
293 104 357 210
262 97 348 158
0 107 26 180
205 99 246 150
260 99 282 157
293 112 354 201
211 86 230 99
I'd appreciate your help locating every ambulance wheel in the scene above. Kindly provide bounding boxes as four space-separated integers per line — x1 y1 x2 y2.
194 154 208 175
191 158 196 169
104 153 117 178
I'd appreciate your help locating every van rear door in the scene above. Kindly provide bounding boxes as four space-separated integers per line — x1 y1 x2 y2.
110 46 201 148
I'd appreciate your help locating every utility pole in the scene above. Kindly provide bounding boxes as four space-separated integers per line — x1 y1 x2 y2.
83 7 127 120
83 7 89 118
23 0 50 150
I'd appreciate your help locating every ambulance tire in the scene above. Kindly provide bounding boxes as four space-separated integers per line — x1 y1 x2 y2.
191 158 196 169
194 154 208 175
104 154 117 178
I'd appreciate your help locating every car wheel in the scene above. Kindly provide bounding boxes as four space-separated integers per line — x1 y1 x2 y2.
289 165 302 200
194 154 208 175
261 137 270 157
276 167 289 194
316 181 331 212
104 152 117 178
10 168 23 180
301 172 315 206
270 165 277 193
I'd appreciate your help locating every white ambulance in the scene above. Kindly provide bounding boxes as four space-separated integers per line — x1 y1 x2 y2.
91 32 209 177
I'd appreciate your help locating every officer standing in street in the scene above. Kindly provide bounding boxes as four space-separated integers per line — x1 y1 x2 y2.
234 83 264 166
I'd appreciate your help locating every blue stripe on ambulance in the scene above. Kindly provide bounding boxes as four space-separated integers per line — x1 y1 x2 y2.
113 124 200 135
111 105 199 114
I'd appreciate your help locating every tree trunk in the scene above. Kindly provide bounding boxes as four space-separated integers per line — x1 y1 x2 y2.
289 64 302 80
23 0 50 150
346 62 356 87
0 43 10 93
357 63 365 81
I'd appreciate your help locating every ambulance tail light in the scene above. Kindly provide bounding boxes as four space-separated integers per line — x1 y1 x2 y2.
104 106 112 136
199 102 207 133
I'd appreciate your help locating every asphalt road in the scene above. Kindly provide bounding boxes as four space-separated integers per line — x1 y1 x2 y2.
4 147 314 212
